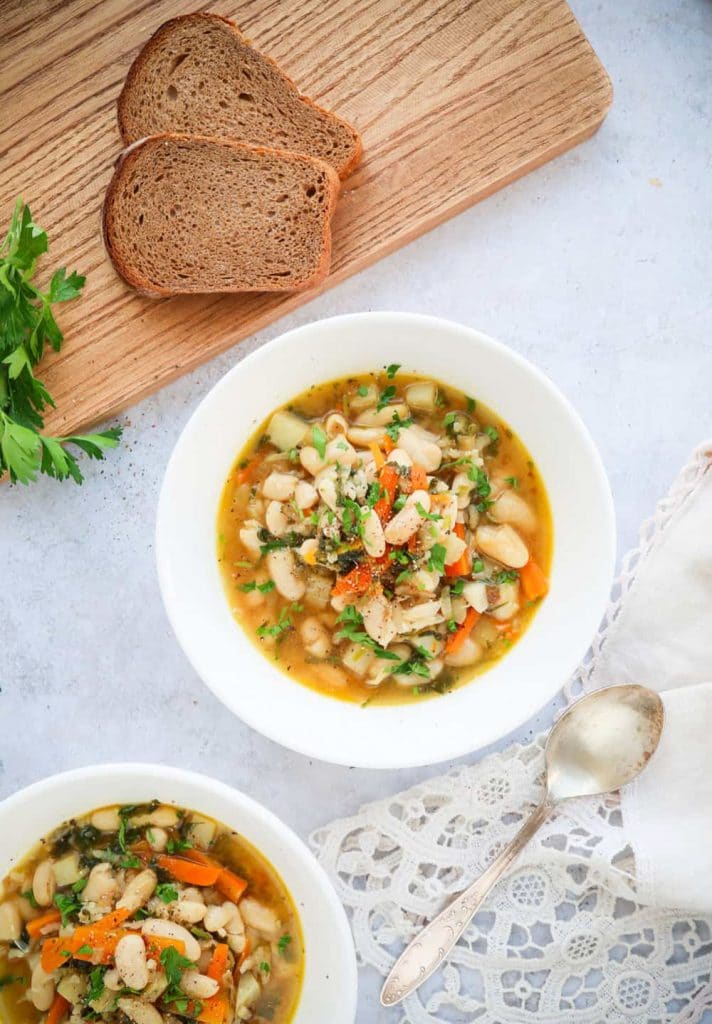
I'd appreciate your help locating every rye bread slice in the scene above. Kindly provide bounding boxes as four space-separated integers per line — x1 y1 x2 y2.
103 134 340 297
118 13 362 179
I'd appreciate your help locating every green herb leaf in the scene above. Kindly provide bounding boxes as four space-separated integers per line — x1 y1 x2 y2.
278 934 293 956
385 412 413 442
160 946 197 988
156 883 179 904
450 578 465 595
312 424 327 459
385 363 401 379
53 891 82 926
376 385 397 411
87 967 106 1002
427 543 447 574
357 384 369 397
504 475 519 489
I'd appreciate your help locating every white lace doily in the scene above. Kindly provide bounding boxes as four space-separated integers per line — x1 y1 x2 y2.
311 444 712 1024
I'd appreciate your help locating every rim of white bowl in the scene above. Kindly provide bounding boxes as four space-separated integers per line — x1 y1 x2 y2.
156 312 616 768
0 763 358 1024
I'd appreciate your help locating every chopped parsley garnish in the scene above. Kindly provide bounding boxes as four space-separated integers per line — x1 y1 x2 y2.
258 528 302 554
365 481 383 507
156 883 179 904
385 412 413 442
427 543 447 575
504 476 519 488
415 502 441 522
484 425 499 443
312 424 327 459
450 578 465 595
392 493 407 512
442 411 457 430
494 569 519 584
53 891 82 926
386 363 401 378
466 396 476 413
278 934 293 956
239 579 276 593
357 384 369 397
446 618 458 633
257 606 297 640
161 946 197 987
166 837 193 854
376 385 396 411
87 967 106 1002
259 961 271 974
21 889 39 909
341 498 366 538
0 976 24 990
76 944 93 956
473 559 485 573
335 606 399 660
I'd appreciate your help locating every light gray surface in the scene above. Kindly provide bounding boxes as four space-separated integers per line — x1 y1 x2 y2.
1 0 711 1020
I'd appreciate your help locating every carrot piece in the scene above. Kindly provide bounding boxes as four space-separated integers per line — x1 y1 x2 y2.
520 557 549 600
445 608 480 654
374 464 399 523
381 434 395 454
84 907 132 933
26 908 62 938
368 441 385 469
235 456 260 486
215 868 248 904
73 929 130 964
198 944 231 1024
331 562 372 597
157 854 222 886
400 463 427 494
445 522 471 577
144 934 186 959
46 994 70 1024
41 937 71 973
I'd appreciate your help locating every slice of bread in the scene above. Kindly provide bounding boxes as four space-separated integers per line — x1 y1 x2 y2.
118 13 362 179
103 134 340 296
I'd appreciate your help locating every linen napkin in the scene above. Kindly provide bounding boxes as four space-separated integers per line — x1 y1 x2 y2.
312 442 712 1023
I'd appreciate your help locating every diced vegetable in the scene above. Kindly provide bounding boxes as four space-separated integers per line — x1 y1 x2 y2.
332 563 372 597
215 868 248 904
198 944 231 1024
520 557 549 600
266 410 310 452
405 381 438 411
445 607 480 654
445 523 471 577
156 854 221 886
374 464 399 523
25 908 61 938
46 995 70 1024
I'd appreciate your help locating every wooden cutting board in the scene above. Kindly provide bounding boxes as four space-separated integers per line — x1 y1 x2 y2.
0 0 611 434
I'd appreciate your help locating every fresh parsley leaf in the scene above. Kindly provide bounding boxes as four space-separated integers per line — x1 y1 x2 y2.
484 425 499 443
466 396 476 414
239 581 257 592
385 412 413 442
0 975 24 990
335 606 399 660
258 528 302 555
365 481 383 508
21 889 39 909
87 967 105 1002
76 944 93 956
357 384 369 397
53 891 82 926
504 475 519 489
450 578 465 595
415 502 441 522
427 543 447 574
473 558 485 573
392 493 407 512
385 363 401 379
166 837 193 854
0 200 121 485
278 934 293 956
258 579 276 593
257 606 295 639
376 385 396 411
156 883 179 904
259 961 271 974
312 424 327 459
494 569 519 584
160 946 196 987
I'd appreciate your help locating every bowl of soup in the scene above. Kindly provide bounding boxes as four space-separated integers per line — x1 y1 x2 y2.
0 764 357 1024
157 313 615 767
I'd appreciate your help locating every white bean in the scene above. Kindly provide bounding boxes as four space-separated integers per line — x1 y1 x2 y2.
181 971 220 999
304 572 331 610
299 445 327 476
355 402 410 427
52 852 83 887
444 531 467 566
348 383 378 411
265 499 290 537
30 962 55 1012
146 827 168 852
475 524 529 568
261 471 297 501
362 508 386 557
405 381 438 411
203 903 232 933
239 525 262 558
490 489 537 532
451 472 474 509
326 437 357 467
346 425 385 447
174 900 206 925
341 642 376 677
115 934 149 991
239 898 281 939
294 480 317 510
383 504 421 545
386 447 412 469
104 969 123 991
266 548 305 601
91 808 121 832
489 581 520 621
32 859 56 908
117 869 157 913
445 637 483 667
360 592 397 648
141 919 201 962
82 863 119 909
397 427 442 472
299 617 331 659
117 998 164 1024
314 466 339 510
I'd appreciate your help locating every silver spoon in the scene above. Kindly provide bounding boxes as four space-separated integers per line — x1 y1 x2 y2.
381 684 664 1007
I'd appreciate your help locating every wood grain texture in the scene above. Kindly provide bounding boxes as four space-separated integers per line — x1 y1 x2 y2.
0 0 612 433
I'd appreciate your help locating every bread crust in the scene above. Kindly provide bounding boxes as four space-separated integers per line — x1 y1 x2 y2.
117 12 362 180
102 133 341 298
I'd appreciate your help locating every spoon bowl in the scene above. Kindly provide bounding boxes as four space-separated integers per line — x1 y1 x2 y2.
545 684 664 802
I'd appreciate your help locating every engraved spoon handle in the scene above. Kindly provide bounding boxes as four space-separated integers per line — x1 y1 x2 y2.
380 797 554 1007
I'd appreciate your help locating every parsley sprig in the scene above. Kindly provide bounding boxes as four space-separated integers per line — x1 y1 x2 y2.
335 605 399 660
0 199 121 484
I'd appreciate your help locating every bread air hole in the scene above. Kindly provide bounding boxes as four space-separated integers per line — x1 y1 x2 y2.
168 52 188 74
166 84 178 101
305 185 316 197
238 92 253 102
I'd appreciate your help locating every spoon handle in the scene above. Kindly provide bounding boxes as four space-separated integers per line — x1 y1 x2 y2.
380 797 553 1007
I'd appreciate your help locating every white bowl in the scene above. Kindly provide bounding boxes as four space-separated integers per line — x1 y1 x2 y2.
157 312 615 769
0 764 357 1023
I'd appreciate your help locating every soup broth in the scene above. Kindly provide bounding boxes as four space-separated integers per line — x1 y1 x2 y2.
218 368 552 705
0 802 303 1024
